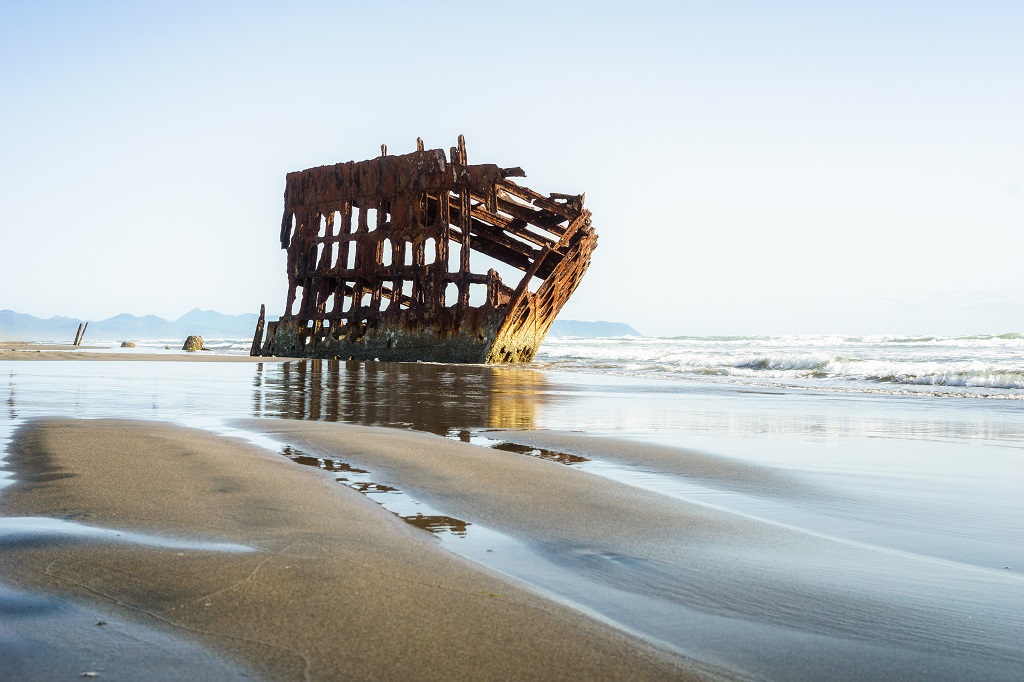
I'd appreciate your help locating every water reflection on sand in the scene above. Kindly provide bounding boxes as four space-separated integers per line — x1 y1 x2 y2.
253 360 548 434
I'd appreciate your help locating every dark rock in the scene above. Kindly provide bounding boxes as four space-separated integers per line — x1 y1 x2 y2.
120 341 136 348
182 335 204 352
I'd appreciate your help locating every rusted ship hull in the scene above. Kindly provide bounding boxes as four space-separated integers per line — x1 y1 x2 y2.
254 136 597 363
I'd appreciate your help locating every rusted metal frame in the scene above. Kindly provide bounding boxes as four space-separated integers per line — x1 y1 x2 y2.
438 271 489 285
495 195 569 234
497 179 580 223
436 191 451 309
463 195 557 252
432 193 543 260
298 209 320 324
448 191 536 246
446 222 561 281
346 200 372 325
453 135 472 311
445 223 535 273
457 211 542 259
369 200 386 314
323 262 443 280
503 243 553 323
412 196 430 306
466 202 552 250
337 201 354 292
388 201 407 312
316 213 336 273
487 210 563 255
530 231 595 332
442 189 568 275
311 212 337 333
378 282 413 306
496 217 570 264
280 207 294 248
456 134 471 301
497 212 593 328
267 136 595 363
552 210 592 251
470 223 546 266
486 268 515 306
282 210 305 319
458 187 472 310
526 225 590 291
495 194 569 234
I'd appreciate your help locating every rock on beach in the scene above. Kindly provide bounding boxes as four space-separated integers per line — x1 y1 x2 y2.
182 336 204 351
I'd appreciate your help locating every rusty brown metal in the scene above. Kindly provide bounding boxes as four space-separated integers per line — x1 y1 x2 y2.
253 136 597 363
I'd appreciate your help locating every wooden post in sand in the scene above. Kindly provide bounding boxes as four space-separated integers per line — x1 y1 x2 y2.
78 322 89 346
73 323 83 346
250 304 266 356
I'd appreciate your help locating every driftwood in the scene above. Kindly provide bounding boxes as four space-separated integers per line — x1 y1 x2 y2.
252 136 597 363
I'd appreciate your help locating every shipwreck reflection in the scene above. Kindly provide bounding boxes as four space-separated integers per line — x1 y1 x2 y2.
254 360 549 435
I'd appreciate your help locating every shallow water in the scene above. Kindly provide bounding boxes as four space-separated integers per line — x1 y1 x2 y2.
1 359 1022 681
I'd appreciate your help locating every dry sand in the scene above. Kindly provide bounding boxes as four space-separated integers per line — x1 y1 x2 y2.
0 418 708 681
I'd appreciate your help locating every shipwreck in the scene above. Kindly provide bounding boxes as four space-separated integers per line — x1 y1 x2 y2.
251 136 597 363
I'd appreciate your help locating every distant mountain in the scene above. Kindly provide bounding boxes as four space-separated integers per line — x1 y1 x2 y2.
2 310 639 343
0 309 261 342
548 320 641 338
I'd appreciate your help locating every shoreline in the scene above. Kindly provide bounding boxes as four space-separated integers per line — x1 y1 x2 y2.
0 417 707 681
0 341 286 362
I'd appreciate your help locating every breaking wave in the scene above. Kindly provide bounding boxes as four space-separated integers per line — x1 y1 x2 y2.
537 334 1024 397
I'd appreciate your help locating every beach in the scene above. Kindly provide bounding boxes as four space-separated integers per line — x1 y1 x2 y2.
0 417 695 681
1 343 1022 680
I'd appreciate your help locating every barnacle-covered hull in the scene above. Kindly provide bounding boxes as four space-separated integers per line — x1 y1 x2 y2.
254 136 597 363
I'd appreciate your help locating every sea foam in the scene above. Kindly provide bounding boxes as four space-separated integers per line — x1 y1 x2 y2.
537 334 1024 397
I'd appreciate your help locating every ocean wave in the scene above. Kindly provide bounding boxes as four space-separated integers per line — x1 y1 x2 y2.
734 356 832 372
865 369 1024 390
537 335 1024 397
545 333 1024 348
857 333 1024 346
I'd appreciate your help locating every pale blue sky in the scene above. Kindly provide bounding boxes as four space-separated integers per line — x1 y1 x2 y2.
2 1 1021 335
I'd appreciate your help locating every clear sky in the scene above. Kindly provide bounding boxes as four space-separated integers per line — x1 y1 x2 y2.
2 1 1021 336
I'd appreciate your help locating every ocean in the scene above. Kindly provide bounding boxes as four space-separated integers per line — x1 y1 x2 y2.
1 334 1022 680
537 333 1024 397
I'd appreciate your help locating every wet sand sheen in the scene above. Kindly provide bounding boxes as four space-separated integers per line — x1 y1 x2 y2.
1 357 1021 680
234 418 1024 682
0 418 703 681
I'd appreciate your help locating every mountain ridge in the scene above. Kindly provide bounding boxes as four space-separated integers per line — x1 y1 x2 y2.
0 308 261 342
1 310 641 342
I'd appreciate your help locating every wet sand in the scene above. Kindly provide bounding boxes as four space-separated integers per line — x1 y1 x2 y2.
0 342 281 362
0 418 704 681
234 419 1024 682
1 355 1021 680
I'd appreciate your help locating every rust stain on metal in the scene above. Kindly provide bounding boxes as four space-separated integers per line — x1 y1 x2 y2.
253 136 597 363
